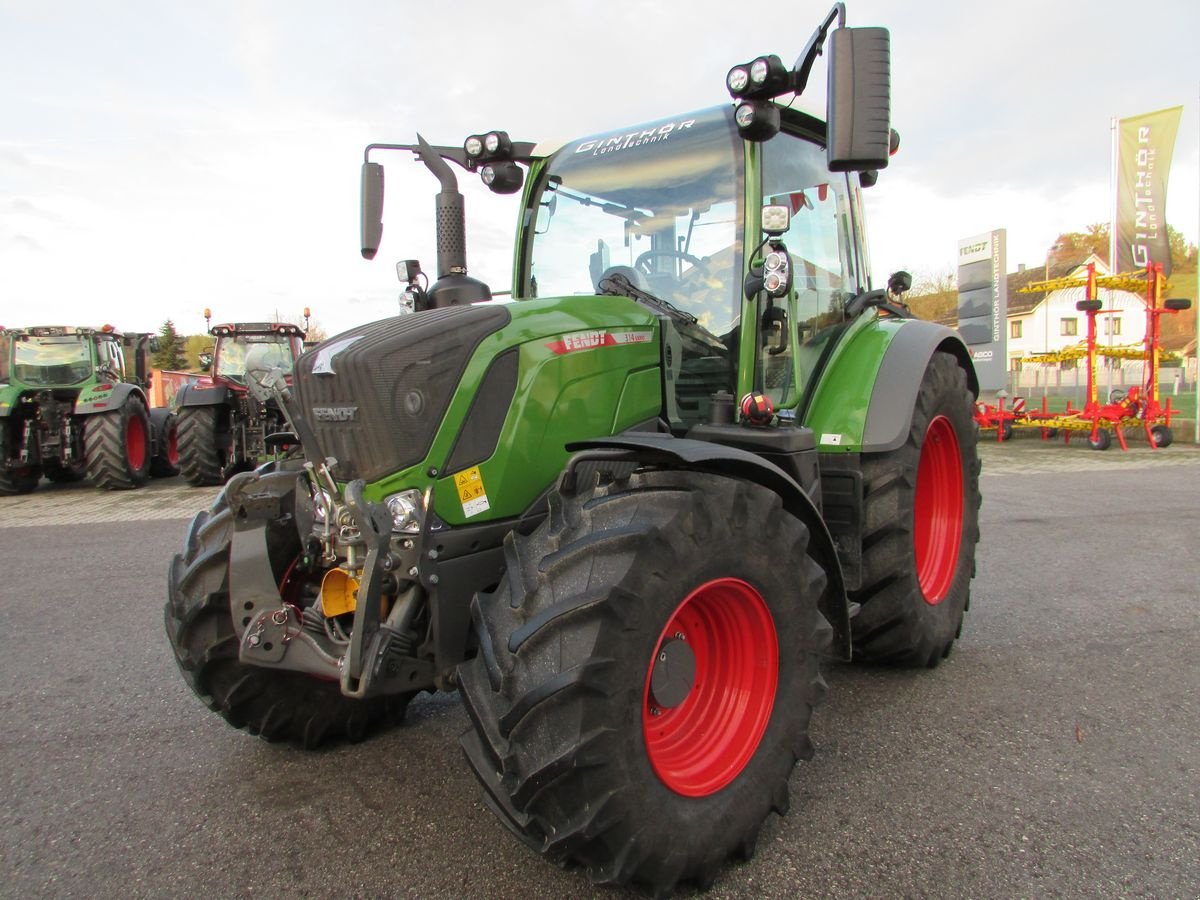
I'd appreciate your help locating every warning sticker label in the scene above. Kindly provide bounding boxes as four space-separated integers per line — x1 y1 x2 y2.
453 466 491 518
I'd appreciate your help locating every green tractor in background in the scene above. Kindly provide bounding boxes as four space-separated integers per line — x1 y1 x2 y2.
0 325 178 494
166 7 980 894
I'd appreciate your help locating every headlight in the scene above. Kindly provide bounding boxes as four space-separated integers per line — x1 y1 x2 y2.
726 66 749 95
385 489 424 534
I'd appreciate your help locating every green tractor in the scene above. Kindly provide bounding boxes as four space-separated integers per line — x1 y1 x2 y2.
0 325 179 494
165 7 980 894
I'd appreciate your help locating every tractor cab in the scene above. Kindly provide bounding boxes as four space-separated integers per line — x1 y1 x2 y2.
521 103 871 430
2 326 119 389
204 315 306 391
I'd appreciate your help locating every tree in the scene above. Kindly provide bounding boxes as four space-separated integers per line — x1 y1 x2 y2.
1048 223 1195 273
1049 224 1110 266
184 334 215 371
152 319 186 370
302 319 328 343
904 268 958 323
1168 225 1197 274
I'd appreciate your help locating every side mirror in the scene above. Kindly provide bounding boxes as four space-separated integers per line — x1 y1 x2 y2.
199 352 213 371
361 162 385 260
148 337 161 353
887 270 912 295
826 27 891 172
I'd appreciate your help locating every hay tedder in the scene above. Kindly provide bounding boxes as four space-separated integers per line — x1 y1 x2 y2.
974 261 1191 451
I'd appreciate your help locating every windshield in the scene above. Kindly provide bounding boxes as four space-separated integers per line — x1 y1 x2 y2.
215 334 298 384
12 335 93 386
526 106 744 337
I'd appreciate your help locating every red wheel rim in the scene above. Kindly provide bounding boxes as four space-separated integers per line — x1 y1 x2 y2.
913 415 963 604
125 413 147 470
642 577 778 797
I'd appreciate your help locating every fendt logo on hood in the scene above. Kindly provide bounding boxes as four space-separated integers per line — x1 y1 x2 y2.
313 406 358 422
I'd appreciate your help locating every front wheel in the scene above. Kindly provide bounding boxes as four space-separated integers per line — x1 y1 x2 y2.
164 486 409 748
459 470 830 894
1150 424 1173 448
149 408 181 478
1088 428 1112 451
850 351 981 666
83 396 152 490
43 459 86 483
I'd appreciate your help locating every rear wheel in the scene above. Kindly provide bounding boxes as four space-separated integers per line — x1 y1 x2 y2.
1150 424 1173 448
459 470 830 894
850 351 980 666
0 419 39 495
83 396 151 490
164 486 409 748
177 405 225 486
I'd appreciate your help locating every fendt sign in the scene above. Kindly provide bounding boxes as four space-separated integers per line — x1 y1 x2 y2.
957 229 1007 391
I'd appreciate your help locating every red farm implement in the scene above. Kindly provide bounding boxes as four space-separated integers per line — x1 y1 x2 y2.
974 262 1191 450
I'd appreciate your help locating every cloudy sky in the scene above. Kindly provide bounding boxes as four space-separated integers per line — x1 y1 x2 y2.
2 0 1197 337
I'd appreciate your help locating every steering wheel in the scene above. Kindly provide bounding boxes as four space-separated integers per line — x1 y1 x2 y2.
634 249 712 280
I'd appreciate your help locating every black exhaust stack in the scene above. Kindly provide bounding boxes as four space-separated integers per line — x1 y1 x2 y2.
415 135 491 309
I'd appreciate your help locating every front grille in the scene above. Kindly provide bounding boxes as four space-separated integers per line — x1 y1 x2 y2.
292 305 511 483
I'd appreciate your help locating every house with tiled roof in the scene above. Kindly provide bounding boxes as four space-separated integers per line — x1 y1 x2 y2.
1005 255 1150 374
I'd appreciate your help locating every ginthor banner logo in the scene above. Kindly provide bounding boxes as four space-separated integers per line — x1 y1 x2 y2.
1116 106 1182 277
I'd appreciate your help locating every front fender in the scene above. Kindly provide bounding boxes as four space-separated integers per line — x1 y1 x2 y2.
566 433 852 660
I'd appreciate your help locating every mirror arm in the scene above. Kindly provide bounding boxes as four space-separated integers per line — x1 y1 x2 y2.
791 2 846 95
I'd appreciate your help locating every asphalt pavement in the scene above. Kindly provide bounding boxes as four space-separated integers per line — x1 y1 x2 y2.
1 440 1197 898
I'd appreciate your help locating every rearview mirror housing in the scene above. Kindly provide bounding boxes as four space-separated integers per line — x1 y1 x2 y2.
361 162 385 259
826 26 891 172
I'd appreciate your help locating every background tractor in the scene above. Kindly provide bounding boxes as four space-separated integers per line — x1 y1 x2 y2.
173 310 308 485
166 6 980 894
0 325 178 494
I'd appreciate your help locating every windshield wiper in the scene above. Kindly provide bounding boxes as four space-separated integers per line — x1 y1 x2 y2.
598 273 698 325
554 186 649 223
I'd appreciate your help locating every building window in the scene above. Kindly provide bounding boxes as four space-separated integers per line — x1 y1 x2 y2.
1104 317 1122 336
1060 318 1078 336
1010 357 1022 372
1010 320 1023 339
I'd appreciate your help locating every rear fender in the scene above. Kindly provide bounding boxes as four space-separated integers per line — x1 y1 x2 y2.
565 433 852 660
861 322 978 453
175 383 230 408
805 317 977 453
73 382 147 416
